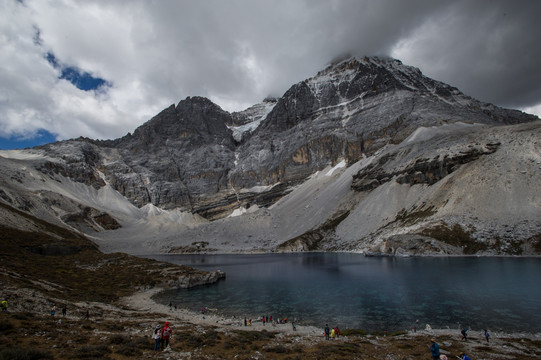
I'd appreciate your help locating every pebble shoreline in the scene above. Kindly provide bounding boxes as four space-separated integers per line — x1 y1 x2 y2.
122 287 541 341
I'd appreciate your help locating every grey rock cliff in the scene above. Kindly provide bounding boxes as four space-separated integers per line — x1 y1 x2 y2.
31 58 536 219
1 56 539 256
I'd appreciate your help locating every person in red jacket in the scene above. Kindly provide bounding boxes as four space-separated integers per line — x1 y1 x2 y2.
160 321 172 350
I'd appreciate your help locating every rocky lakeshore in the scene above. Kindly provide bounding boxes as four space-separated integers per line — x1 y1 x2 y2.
1 217 540 359
1 283 540 360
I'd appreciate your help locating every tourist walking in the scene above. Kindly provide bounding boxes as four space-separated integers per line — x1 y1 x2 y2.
324 324 330 340
160 321 172 350
1 299 7 311
62 305 67 317
429 339 440 360
153 324 161 351
51 304 56 316
484 329 490 343
461 328 468 341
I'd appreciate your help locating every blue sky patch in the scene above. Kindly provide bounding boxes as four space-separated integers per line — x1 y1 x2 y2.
0 129 57 150
46 52 111 92
60 66 109 91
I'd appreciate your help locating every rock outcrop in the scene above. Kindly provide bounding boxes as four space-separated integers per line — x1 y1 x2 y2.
352 142 501 191
32 57 537 220
173 270 226 288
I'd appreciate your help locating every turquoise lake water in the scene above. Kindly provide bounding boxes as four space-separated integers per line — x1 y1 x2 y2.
146 253 541 332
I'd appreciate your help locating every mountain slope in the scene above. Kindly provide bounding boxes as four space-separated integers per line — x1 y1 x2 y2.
0 57 539 256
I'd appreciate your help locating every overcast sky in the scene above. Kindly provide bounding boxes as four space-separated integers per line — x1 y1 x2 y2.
1 0 540 149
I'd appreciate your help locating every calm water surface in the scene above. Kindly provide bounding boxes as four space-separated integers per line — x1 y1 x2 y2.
146 253 541 332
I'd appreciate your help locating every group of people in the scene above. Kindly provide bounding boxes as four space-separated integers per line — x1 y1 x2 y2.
323 324 342 340
427 326 491 359
244 315 289 327
461 328 490 343
430 338 472 360
153 321 173 351
201 306 217 314
50 304 68 317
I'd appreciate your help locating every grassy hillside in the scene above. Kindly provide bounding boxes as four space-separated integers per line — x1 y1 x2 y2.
0 202 206 303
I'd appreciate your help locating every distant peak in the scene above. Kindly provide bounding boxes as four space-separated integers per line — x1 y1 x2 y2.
325 55 405 69
178 96 217 106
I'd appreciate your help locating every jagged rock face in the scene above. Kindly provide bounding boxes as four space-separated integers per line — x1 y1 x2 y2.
33 57 538 217
62 206 121 232
37 141 106 190
351 142 501 191
96 97 238 210
228 57 535 191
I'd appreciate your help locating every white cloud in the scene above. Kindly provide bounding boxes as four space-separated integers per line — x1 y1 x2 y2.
521 103 541 118
1 0 540 145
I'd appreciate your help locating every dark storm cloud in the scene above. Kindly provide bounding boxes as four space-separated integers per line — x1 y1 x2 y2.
1 0 539 146
121 0 541 112
391 0 541 109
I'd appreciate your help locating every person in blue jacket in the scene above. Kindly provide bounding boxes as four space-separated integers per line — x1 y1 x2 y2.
459 352 471 360
429 339 440 360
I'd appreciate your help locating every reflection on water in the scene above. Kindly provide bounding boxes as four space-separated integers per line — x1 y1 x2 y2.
145 253 541 332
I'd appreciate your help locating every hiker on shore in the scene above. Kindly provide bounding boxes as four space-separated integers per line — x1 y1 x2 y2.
62 305 67 317
459 352 471 360
1 299 7 312
324 324 330 340
51 304 56 316
429 338 440 360
160 321 172 350
461 328 468 341
484 329 490 343
153 324 161 351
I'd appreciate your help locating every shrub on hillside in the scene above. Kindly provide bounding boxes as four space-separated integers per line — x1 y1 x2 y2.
0 348 53 360
74 344 110 358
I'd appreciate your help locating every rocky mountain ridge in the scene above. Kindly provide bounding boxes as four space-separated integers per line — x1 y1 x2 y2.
0 56 539 256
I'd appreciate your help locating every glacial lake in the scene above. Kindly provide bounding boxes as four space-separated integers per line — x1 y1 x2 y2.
146 253 541 333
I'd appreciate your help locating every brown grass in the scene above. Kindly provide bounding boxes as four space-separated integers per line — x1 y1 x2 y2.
421 223 488 254
3 311 537 360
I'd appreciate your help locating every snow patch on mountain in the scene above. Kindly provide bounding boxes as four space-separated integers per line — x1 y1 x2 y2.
326 160 346 176
229 100 277 141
